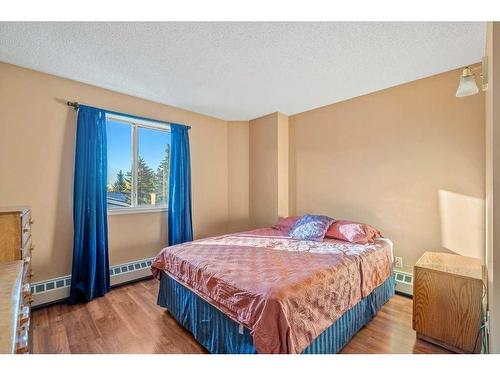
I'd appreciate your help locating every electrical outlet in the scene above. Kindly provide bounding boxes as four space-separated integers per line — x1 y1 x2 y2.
395 256 403 268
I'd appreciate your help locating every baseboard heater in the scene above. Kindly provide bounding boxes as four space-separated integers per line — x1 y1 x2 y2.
30 257 155 307
394 266 413 296
32 258 414 306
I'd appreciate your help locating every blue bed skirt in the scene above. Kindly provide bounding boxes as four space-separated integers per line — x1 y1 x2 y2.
157 272 395 354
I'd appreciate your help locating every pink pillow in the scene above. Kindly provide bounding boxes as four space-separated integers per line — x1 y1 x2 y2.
325 220 381 244
272 216 300 233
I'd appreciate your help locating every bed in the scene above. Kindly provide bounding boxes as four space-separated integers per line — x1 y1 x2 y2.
151 227 394 354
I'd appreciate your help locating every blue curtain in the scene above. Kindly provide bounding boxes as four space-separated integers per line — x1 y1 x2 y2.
168 124 193 245
70 105 110 303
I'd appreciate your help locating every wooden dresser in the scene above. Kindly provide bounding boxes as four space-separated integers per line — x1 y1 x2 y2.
413 251 484 353
0 207 33 354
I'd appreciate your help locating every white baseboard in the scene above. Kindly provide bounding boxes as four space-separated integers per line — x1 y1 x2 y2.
31 257 155 307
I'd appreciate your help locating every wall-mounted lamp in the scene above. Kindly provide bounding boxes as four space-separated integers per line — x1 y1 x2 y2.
455 56 489 97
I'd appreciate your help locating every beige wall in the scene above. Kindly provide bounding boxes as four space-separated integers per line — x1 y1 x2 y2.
227 121 251 232
277 112 290 218
249 112 291 227
485 21 500 353
0 62 229 281
249 113 279 228
290 67 485 267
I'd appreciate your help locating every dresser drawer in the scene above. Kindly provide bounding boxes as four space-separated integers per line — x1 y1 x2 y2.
15 326 29 354
20 210 32 233
21 237 33 260
0 208 32 354
20 254 33 306
18 305 30 326
16 304 30 355
21 220 32 250
22 260 32 284
22 282 33 306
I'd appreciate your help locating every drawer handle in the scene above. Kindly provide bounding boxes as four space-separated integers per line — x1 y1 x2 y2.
15 346 28 354
19 315 29 326
18 305 30 325
18 318 30 332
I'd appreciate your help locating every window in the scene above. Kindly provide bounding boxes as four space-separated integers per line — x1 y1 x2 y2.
106 114 171 213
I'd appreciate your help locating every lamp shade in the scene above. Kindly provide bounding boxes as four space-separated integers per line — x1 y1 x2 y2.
455 69 479 97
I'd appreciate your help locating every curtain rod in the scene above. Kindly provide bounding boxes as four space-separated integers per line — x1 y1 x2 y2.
66 101 191 130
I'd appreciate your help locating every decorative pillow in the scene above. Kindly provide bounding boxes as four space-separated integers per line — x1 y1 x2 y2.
325 220 381 244
272 216 300 233
288 214 335 242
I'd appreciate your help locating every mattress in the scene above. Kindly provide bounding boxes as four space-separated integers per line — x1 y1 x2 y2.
152 228 393 353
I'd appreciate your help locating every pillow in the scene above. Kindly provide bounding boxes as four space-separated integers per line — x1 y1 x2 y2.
272 216 300 233
288 214 335 242
325 220 381 244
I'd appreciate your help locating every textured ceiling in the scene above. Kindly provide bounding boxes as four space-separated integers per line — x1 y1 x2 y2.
0 22 486 120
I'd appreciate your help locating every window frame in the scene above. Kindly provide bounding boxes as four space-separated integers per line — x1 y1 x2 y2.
106 113 171 215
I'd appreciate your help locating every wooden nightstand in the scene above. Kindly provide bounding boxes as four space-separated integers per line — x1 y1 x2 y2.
412 252 484 353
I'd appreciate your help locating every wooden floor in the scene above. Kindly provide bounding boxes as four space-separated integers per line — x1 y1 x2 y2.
31 278 452 354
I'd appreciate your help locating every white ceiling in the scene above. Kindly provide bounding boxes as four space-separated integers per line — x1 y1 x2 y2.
0 22 486 120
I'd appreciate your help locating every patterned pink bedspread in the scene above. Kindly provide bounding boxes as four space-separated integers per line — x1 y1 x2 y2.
151 228 392 354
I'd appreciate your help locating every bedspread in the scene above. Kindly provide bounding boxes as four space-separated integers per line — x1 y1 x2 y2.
151 228 392 354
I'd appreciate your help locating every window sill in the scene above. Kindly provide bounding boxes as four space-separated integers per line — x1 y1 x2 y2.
107 207 168 216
